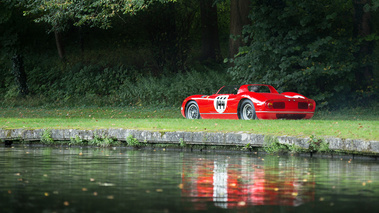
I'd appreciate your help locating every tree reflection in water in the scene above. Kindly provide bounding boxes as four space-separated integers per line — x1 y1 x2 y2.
2 146 379 213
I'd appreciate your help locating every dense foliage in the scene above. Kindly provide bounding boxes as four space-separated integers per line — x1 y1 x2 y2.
22 0 175 31
2 60 232 107
0 0 378 109
229 0 378 108
0 0 232 107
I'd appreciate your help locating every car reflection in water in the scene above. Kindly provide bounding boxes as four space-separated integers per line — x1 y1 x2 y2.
181 158 315 210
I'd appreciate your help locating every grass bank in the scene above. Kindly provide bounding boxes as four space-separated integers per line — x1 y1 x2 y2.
1 106 378 141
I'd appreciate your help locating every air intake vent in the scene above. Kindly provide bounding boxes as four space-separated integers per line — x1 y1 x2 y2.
298 102 308 109
273 102 285 109
277 114 306 119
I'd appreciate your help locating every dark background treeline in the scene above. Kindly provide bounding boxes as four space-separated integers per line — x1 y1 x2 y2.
0 0 378 109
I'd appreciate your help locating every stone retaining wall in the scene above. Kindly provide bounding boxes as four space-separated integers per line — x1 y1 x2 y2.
1 128 379 156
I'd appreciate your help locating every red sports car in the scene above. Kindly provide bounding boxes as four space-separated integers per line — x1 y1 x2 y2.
181 84 315 120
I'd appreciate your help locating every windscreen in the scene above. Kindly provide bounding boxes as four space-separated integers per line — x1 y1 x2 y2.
217 85 240 94
248 85 271 93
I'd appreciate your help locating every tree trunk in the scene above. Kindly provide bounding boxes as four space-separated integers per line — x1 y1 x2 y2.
11 54 29 96
229 0 251 58
54 30 66 61
79 26 84 56
353 0 373 87
200 0 221 62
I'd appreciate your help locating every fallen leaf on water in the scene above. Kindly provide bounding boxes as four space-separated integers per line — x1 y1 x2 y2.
64 201 69 206
156 189 163 192
107 195 114 199
98 182 115 187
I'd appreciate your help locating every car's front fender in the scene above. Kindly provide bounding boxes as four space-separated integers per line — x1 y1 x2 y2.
181 95 204 118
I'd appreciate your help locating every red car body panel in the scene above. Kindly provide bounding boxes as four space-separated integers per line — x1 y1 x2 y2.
181 84 316 120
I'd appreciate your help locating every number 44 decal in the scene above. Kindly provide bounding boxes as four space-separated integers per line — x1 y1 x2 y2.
214 95 228 113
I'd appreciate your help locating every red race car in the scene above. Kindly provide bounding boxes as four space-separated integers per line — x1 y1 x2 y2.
181 84 316 120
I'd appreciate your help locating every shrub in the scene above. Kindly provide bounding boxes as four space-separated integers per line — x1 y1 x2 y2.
126 135 143 147
228 1 363 109
1 57 233 108
263 135 288 154
118 69 233 107
41 129 54 145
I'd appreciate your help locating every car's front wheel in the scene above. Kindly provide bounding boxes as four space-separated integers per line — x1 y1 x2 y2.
239 100 257 120
186 101 201 119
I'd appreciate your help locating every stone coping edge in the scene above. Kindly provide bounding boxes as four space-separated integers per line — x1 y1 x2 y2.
1 128 378 155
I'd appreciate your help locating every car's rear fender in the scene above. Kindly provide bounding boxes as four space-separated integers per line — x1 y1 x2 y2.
236 97 264 119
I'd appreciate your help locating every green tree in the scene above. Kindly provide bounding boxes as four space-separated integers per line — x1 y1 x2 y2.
229 0 368 107
23 0 76 60
0 0 38 96
21 0 175 60
22 0 175 30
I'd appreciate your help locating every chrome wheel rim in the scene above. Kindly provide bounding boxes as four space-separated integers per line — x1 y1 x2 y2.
187 104 199 119
242 104 254 120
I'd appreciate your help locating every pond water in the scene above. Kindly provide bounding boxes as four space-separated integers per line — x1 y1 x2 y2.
1 145 379 213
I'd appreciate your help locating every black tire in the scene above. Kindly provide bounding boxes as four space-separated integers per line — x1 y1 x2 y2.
239 99 257 120
185 101 201 119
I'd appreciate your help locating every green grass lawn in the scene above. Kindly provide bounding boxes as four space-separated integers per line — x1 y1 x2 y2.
1 106 378 141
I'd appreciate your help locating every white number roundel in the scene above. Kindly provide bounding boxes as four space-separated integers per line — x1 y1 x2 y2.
214 95 229 113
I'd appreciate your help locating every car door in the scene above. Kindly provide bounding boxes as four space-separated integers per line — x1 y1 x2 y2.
205 93 239 119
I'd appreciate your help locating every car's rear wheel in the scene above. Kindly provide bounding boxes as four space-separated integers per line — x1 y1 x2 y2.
239 100 257 120
186 101 201 119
